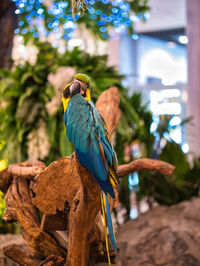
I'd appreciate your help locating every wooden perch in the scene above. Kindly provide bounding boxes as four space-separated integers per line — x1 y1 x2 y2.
0 168 12 193
3 245 43 266
8 160 46 178
0 161 46 193
96 87 121 136
117 158 175 177
0 87 175 266
3 176 66 259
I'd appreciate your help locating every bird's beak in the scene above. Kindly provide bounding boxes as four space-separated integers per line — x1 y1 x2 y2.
69 82 81 97
69 85 73 95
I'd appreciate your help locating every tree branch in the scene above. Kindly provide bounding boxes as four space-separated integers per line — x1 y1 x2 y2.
117 158 175 178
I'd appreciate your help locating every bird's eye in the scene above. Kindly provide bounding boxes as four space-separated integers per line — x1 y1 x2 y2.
63 85 70 98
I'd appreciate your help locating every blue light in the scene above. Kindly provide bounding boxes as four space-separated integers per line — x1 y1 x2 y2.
96 10 102 15
37 8 43 14
63 21 75 29
89 7 95 14
59 2 68 8
101 14 107 19
122 11 128 17
22 28 28 34
29 0 35 4
113 20 120 26
129 173 139 187
74 14 80 20
125 20 131 27
25 14 30 20
116 15 122 20
112 1 118 6
33 32 39 38
131 33 139 40
96 20 106 26
89 0 95 5
106 17 112 22
67 14 73 20
112 8 118 13
15 9 20 14
136 12 142 19
130 208 138 219
110 14 115 20
30 10 36 16
14 28 20 34
102 0 109 3
100 26 107 32
19 21 24 26
27 5 33 11
101 33 107 39
52 21 59 27
144 11 151 21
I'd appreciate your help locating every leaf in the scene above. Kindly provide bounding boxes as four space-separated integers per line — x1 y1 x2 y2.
18 87 35 107
20 72 33 85
160 141 190 178
32 73 44 84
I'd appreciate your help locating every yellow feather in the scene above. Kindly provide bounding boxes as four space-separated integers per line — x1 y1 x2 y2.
84 88 91 101
109 166 118 185
61 96 70 112
100 191 111 265
61 82 71 112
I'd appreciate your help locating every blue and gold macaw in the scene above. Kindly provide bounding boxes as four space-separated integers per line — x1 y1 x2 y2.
61 73 118 263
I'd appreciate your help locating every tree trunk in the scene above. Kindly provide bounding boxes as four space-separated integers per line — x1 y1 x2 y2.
0 0 17 69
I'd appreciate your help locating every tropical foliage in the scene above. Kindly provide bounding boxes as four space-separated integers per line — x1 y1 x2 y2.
0 42 147 166
137 141 200 205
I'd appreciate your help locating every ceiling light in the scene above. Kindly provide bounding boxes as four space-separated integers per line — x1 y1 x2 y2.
178 35 188 44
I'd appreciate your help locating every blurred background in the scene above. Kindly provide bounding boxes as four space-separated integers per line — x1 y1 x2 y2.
0 0 200 264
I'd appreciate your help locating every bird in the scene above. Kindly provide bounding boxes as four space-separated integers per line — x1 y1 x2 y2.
61 73 118 264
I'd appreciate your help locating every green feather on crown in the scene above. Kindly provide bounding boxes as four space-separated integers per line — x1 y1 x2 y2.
74 73 91 88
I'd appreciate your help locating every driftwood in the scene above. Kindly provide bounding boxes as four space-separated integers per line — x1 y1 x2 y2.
0 87 175 266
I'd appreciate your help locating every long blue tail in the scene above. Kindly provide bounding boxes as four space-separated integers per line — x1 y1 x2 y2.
100 189 117 264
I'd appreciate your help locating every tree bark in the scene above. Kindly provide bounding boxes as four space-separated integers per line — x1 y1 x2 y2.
0 0 17 69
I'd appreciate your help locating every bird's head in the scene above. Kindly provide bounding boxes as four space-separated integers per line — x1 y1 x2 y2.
62 73 91 112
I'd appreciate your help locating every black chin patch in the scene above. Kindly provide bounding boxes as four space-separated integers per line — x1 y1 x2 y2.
81 92 86 98
63 85 70 98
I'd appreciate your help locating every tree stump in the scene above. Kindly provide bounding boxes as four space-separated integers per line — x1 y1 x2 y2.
0 87 175 265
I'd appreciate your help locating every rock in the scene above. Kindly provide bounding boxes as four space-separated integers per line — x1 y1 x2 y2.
115 197 200 266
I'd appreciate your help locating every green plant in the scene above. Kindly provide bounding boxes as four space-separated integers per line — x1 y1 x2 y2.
0 42 147 166
138 141 200 205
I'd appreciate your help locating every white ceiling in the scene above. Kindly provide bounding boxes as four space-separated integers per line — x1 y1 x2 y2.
136 0 186 33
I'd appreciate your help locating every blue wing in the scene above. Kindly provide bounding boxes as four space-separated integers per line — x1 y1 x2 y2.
64 94 118 198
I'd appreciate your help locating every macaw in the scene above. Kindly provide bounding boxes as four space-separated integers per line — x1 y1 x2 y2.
61 73 118 264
